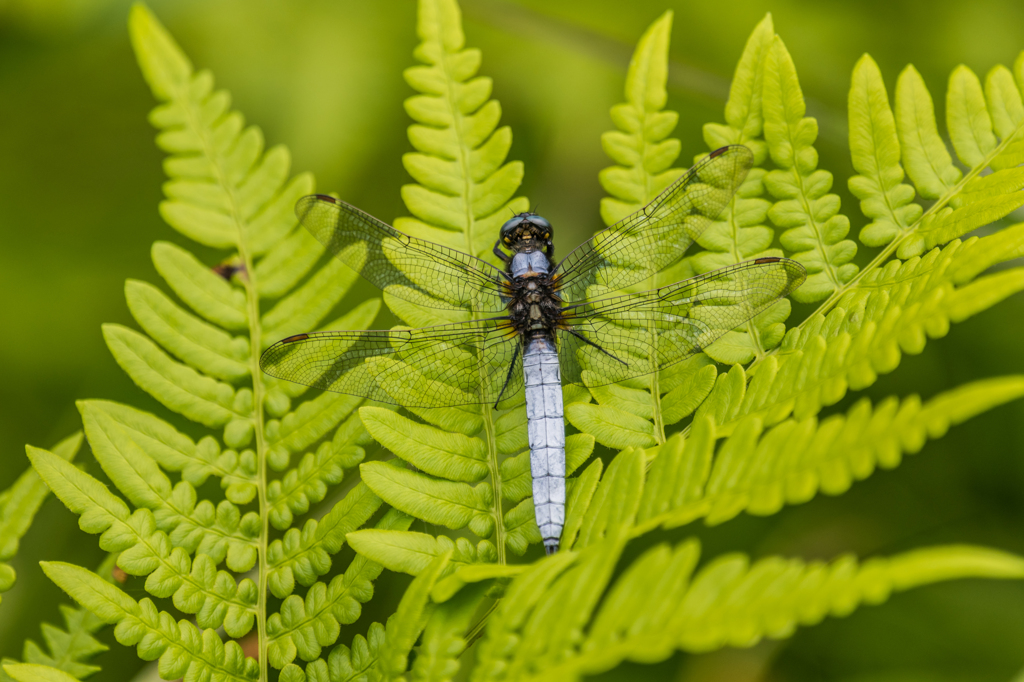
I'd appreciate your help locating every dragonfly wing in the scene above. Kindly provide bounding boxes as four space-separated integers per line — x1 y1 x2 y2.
555 145 754 305
260 318 523 408
558 257 806 387
297 195 508 313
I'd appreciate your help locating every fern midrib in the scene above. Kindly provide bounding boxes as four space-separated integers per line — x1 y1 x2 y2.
170 80 272 679
434 28 507 564
638 113 668 445
863 103 912 234
725 189 767 360
241 197 270 682
267 572 361 645
787 165 844 290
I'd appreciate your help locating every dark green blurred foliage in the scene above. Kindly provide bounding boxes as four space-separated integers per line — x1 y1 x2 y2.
1 1 1023 680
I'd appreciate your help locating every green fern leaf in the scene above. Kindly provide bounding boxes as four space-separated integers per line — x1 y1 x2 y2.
351 0 578 567
763 36 858 302
0 555 112 682
642 376 1024 531
347 528 496 578
947 65 998 168
266 509 412 669
265 484 392 599
582 12 727 443
696 14 795 364
470 539 1024 682
0 433 82 605
699 231 1024 436
42 561 260 681
895 65 962 201
597 10 681 226
1 664 80 682
848 54 922 247
25 4 402 678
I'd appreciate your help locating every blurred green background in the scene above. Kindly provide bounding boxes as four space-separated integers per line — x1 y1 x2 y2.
2 0 1024 680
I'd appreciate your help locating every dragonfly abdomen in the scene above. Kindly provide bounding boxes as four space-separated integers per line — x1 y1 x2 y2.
523 334 565 555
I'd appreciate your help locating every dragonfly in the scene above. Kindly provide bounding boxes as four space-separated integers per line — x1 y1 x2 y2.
260 145 806 554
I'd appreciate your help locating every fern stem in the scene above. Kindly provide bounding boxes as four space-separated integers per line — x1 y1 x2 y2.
167 66 273 680
427 10 508 562
787 168 845 291
240 248 270 682
648 360 666 445
481 405 506 564
727 194 768 361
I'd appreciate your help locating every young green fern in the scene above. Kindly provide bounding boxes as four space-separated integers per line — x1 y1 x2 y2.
0 435 103 682
22 4 414 679
463 536 1024 682
10 3 1024 682
0 433 82 608
348 0 595 570
346 7 1024 680
567 11 717 450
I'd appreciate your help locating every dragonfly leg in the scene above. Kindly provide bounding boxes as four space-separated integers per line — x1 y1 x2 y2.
492 239 512 264
566 328 628 367
493 343 522 409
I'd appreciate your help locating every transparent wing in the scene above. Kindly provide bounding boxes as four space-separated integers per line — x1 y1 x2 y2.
555 145 754 305
260 318 523 408
297 195 508 312
558 257 806 386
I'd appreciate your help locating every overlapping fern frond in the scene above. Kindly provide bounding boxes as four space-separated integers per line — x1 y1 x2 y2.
0 433 82 608
23 4 405 678
11 2 1024 681
354 5 1024 680
0 434 104 682
347 0 596 570
463 538 1024 682
575 9 1024 528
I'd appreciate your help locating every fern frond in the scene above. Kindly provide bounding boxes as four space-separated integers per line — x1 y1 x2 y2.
352 0 573 567
697 234 1024 434
0 433 82 606
598 10 681 227
696 14 793 364
41 561 259 681
2 663 80 682
763 36 858 302
468 539 1024 682
848 55 922 247
638 376 1024 531
576 12 721 445
0 555 112 682
24 4 400 678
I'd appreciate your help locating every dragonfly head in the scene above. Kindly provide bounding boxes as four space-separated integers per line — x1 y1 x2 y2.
500 213 553 254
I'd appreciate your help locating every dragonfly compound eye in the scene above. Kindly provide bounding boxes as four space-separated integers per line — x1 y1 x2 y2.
500 215 525 237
